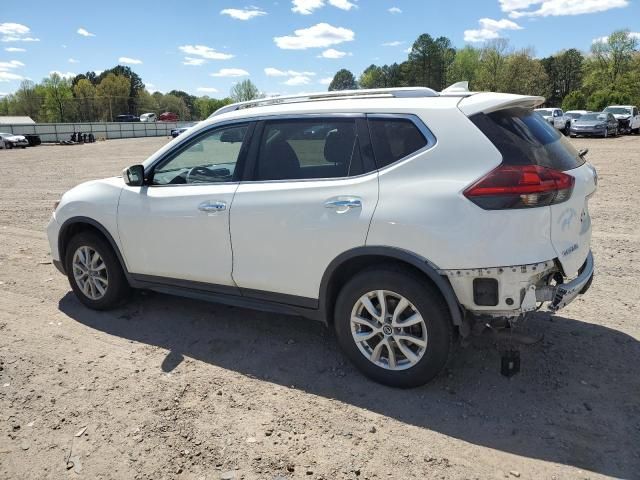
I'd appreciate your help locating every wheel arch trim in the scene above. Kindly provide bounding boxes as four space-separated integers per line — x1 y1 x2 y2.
319 246 464 327
58 216 129 276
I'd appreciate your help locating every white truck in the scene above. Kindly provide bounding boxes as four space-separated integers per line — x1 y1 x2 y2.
603 105 640 134
534 108 571 135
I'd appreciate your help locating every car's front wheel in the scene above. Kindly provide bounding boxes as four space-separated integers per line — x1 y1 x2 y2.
64 232 130 310
334 267 453 388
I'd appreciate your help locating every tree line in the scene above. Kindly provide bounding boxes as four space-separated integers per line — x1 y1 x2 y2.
0 66 251 123
329 29 640 111
1 29 638 123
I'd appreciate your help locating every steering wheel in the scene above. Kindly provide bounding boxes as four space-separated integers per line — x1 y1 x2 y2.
186 166 213 184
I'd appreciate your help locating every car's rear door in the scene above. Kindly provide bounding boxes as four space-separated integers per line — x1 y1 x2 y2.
229 115 378 304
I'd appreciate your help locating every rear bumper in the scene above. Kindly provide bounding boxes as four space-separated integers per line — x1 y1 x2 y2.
537 250 594 312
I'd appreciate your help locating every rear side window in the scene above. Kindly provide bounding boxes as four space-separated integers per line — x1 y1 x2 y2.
255 119 364 181
368 118 428 169
470 107 584 171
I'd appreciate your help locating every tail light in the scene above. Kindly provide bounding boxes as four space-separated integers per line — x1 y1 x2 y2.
464 164 574 210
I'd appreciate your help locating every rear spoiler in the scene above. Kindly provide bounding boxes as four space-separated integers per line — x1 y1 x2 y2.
458 93 545 116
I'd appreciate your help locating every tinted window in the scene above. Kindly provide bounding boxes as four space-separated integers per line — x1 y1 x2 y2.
255 119 363 181
634 107 638 116
470 107 584 171
152 124 248 185
368 118 428 169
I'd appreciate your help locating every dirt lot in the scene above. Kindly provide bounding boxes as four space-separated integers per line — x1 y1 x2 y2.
0 136 639 480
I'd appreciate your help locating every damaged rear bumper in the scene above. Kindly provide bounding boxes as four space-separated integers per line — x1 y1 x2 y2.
535 250 594 312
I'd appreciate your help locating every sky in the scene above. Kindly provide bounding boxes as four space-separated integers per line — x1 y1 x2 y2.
1 0 639 97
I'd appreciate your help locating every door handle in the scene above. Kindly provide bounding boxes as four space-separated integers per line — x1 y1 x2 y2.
325 197 362 212
198 201 226 212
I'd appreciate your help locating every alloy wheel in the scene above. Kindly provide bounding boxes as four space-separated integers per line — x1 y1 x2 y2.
72 246 109 300
350 290 428 370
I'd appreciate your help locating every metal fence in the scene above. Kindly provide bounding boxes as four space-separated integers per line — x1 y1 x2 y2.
0 121 194 143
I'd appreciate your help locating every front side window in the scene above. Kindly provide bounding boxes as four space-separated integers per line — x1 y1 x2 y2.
254 119 363 181
152 124 248 185
368 117 428 169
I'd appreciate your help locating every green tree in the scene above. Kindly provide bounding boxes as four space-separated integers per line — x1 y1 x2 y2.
73 79 97 121
447 46 481 89
42 73 74 122
194 96 233 119
475 39 510 92
501 49 549 96
168 90 197 119
407 34 455 90
12 80 41 120
562 91 587 111
541 49 584 105
230 79 260 102
328 69 357 91
96 73 131 121
97 66 144 114
157 94 189 119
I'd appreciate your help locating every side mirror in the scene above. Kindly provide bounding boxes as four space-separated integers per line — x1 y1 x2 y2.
123 165 145 186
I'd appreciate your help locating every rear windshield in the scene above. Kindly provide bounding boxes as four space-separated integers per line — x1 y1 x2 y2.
470 107 584 171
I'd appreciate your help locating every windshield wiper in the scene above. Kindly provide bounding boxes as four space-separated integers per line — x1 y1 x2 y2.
578 148 589 158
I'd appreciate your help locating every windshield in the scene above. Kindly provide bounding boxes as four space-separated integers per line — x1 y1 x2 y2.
565 112 582 119
535 109 553 116
580 113 607 121
604 107 631 115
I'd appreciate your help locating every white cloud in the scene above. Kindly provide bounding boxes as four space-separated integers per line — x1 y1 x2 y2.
183 57 206 66
0 23 39 42
382 40 404 47
0 71 25 82
328 0 357 10
68 58 79 64
119 57 142 65
5 47 25 52
593 31 640 43
211 68 249 77
291 0 356 14
220 7 267 20
0 60 24 71
49 71 76 80
77 27 95 37
500 0 628 18
388 7 402 14
464 18 522 42
318 48 349 58
274 23 355 50
319 77 333 85
178 45 234 60
284 75 312 86
197 87 219 93
265 67 288 77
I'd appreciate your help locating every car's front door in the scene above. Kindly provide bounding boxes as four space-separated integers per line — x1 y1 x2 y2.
118 122 253 289
229 116 378 304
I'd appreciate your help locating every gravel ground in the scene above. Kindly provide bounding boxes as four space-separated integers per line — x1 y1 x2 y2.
0 136 639 480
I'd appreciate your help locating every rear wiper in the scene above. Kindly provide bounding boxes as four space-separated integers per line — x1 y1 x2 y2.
578 148 589 158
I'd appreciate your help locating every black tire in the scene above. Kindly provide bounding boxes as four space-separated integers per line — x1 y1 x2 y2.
64 232 130 310
563 123 570 136
633 128 640 135
6 142 12 149
334 267 454 388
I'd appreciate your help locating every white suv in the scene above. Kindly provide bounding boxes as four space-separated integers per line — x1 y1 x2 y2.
47 86 596 387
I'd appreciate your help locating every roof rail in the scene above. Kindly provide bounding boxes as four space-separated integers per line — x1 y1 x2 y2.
209 87 439 118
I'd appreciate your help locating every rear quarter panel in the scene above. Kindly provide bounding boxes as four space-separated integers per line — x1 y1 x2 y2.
367 106 558 269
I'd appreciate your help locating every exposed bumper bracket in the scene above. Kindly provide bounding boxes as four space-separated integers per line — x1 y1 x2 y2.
539 251 594 312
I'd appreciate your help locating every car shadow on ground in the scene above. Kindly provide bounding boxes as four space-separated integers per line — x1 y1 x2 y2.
59 291 640 478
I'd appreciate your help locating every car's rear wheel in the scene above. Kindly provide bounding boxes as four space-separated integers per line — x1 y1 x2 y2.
64 232 130 310
334 267 453 388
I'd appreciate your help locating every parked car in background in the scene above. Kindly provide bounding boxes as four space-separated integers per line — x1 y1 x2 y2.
140 113 157 122
603 105 640 134
24 134 41 147
115 114 140 122
534 107 570 135
47 86 597 387
569 112 618 138
159 112 179 122
565 110 590 123
0 132 29 148
170 123 199 138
